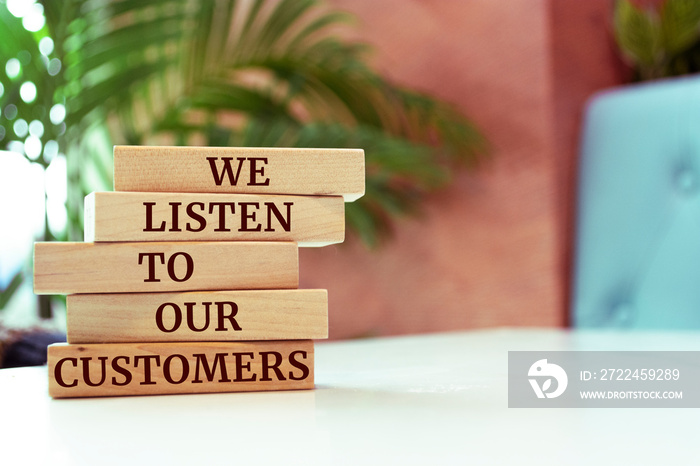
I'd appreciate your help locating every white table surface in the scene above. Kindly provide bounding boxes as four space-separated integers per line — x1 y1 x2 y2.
2 328 700 465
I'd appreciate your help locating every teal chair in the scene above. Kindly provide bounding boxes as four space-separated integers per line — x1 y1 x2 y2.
572 76 700 328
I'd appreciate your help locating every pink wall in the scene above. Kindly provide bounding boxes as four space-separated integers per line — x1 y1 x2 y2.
302 0 627 339
549 0 630 320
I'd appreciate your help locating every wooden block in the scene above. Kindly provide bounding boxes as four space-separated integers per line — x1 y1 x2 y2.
48 340 314 398
33 241 298 295
84 191 344 246
67 289 328 343
113 145 365 202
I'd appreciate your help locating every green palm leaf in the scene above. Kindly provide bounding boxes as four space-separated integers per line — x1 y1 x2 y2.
613 0 700 80
614 0 662 74
1 0 486 316
661 0 700 54
7 0 486 248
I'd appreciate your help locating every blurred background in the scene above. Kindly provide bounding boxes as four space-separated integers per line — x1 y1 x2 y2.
0 0 692 352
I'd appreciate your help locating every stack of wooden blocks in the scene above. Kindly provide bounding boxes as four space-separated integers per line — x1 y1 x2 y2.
34 146 364 398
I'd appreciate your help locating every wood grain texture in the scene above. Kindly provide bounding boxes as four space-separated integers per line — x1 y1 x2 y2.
113 146 365 201
48 340 314 398
67 290 328 343
33 241 298 294
84 191 344 246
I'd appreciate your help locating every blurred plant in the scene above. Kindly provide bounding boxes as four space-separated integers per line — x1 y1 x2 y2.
0 0 485 316
614 0 700 80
